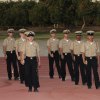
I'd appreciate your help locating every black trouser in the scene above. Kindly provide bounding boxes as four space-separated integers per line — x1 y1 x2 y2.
74 54 86 84
86 57 99 88
18 60 25 82
6 51 19 79
25 57 40 89
48 51 61 78
61 53 74 80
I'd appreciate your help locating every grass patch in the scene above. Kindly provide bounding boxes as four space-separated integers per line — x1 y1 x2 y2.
0 31 100 40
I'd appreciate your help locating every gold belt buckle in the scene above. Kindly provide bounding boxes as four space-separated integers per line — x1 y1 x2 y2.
30 57 32 59
78 54 80 56
90 57 92 59
65 53 67 55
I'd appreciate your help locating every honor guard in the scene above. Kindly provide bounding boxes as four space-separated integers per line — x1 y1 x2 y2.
15 28 26 84
20 31 40 92
70 31 86 85
3 28 19 80
59 29 75 81
47 29 61 79
81 31 100 89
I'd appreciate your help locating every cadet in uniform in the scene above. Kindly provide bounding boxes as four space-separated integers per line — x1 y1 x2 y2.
20 31 40 92
3 29 19 80
59 29 74 81
81 31 100 89
70 31 86 85
47 29 61 79
15 29 26 84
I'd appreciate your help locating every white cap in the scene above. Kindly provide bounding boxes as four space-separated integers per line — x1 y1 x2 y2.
50 29 57 34
27 31 35 37
7 28 15 33
75 31 83 35
19 28 26 33
86 30 95 35
63 29 70 34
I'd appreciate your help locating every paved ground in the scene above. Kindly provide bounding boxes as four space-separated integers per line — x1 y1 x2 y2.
0 57 100 100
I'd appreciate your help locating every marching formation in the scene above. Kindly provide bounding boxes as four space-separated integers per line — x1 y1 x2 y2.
3 28 100 92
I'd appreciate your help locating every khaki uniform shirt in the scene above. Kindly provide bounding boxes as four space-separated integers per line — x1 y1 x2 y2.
47 38 59 52
21 41 40 57
3 37 15 51
70 40 84 55
81 41 100 57
59 39 72 53
15 38 26 52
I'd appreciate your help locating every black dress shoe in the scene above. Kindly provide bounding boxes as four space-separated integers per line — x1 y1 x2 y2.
71 78 75 82
96 86 100 89
20 81 24 84
28 89 32 92
88 86 91 89
14 77 19 80
8 78 12 80
59 76 61 79
82 82 86 85
34 88 39 92
75 83 78 85
50 76 54 79
28 87 32 92
62 78 65 81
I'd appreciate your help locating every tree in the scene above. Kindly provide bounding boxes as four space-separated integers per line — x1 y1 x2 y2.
29 2 50 26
